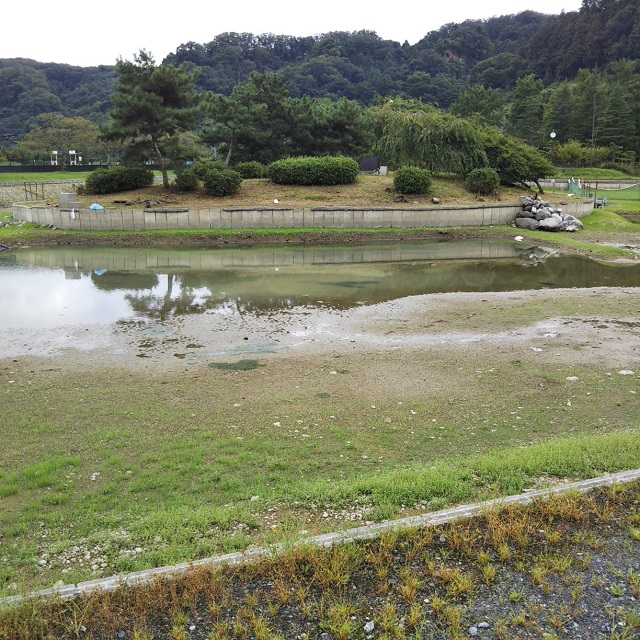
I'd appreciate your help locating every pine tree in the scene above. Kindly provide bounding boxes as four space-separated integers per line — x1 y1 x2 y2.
104 50 200 188
506 74 544 148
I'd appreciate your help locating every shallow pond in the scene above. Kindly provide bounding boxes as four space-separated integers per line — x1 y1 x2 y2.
1 240 638 331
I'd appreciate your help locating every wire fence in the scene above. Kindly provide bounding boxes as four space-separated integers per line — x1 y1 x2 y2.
563 179 640 202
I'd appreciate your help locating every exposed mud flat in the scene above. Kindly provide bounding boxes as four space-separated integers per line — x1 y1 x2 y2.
5 288 639 398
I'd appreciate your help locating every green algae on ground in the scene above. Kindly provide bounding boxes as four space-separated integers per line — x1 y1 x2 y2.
208 359 265 371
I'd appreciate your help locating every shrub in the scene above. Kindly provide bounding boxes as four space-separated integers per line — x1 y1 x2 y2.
202 167 243 196
393 166 432 195
173 169 200 192
268 156 360 186
600 161 637 176
84 167 155 194
464 167 500 196
234 161 266 179
192 160 227 180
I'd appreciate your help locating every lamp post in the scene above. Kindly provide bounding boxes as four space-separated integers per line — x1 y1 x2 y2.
550 132 557 193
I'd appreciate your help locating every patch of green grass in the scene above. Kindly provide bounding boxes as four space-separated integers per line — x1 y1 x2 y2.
550 168 638 180
0 172 90 183
608 199 640 212
581 207 639 232
23 457 82 489
0 479 638 637
1 352 639 594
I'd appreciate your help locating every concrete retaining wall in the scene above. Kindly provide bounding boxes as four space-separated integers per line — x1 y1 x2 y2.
13 240 533 273
12 200 594 231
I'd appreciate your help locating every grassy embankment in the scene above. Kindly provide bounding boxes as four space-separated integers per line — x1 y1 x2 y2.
1 171 638 260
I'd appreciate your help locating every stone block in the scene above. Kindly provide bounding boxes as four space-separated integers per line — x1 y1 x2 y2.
143 211 156 229
131 211 145 230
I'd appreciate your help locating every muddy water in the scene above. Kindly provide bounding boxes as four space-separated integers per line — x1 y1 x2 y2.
1 240 638 359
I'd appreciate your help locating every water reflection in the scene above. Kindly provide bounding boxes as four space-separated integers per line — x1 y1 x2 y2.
1 240 638 329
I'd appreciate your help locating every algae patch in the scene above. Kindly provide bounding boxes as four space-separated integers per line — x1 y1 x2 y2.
208 359 265 371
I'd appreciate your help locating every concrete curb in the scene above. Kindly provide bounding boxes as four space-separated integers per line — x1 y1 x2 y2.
3 468 640 607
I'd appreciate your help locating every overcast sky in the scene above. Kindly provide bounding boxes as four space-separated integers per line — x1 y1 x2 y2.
3 0 582 67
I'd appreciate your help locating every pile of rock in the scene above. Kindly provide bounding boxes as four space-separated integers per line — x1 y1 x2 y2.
515 196 583 232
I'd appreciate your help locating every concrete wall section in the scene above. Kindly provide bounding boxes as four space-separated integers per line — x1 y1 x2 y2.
12 201 594 230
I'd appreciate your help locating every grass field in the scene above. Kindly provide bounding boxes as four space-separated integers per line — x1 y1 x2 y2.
0 171 89 183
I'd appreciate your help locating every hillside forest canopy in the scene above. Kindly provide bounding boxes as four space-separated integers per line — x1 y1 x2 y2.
1 0 640 173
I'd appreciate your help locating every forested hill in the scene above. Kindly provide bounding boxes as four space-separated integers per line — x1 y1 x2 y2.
165 11 550 100
1 0 640 147
0 60 116 145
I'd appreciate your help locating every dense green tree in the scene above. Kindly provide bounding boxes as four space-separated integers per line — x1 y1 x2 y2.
480 128 554 190
469 53 524 89
551 140 612 166
287 97 373 157
615 63 640 158
14 113 98 169
506 74 544 147
543 83 577 145
450 84 505 127
598 85 635 149
0 64 62 144
199 93 256 164
403 72 463 107
200 72 290 165
570 69 609 161
368 98 488 174
103 50 200 188
525 0 640 81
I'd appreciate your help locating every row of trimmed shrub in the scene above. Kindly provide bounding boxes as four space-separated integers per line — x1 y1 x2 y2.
83 157 363 196
83 159 502 198
175 156 361 196
268 156 360 185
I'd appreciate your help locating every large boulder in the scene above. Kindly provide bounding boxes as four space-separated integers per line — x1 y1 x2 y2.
515 217 539 230
560 215 584 232
537 216 563 231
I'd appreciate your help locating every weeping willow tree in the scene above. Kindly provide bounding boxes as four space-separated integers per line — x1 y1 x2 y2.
368 98 553 190
368 99 488 175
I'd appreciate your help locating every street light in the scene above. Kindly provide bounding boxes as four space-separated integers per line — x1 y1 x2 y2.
549 132 558 191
